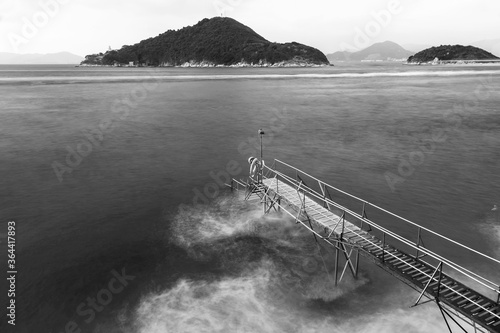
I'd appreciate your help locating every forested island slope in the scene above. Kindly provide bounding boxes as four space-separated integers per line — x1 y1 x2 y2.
81 17 329 67
407 45 499 63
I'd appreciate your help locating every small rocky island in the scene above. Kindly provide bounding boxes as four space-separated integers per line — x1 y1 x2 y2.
81 17 330 67
407 44 499 64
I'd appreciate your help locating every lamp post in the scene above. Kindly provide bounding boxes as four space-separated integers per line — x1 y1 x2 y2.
259 128 264 183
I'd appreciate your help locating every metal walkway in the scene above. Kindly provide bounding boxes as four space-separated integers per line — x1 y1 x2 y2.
229 159 500 333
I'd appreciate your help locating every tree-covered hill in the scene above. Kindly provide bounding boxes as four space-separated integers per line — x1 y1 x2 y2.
81 17 329 66
407 45 499 63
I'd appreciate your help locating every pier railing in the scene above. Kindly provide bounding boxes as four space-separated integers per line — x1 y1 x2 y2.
262 159 500 303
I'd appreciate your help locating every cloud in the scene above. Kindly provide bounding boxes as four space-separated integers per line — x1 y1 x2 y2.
1 0 500 55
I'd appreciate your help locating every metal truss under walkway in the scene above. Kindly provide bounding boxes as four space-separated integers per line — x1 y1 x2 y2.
228 159 500 333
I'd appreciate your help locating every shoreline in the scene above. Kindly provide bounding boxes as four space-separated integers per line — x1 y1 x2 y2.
77 60 333 68
405 59 500 66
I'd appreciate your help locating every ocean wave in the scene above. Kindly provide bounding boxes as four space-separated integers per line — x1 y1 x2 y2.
156 199 368 331
170 196 367 298
123 197 469 333
131 262 456 333
1 69 500 84
135 265 281 333
133 261 360 333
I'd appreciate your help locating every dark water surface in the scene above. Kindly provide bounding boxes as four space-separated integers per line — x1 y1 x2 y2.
1 64 500 332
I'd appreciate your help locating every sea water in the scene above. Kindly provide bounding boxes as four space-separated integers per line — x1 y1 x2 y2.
1 63 500 332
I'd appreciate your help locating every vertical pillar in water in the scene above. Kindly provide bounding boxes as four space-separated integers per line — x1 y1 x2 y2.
334 239 339 286
355 249 360 278
263 193 266 213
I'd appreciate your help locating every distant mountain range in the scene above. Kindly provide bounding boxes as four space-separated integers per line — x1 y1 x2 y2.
326 41 413 62
0 52 84 64
81 17 329 67
402 43 433 53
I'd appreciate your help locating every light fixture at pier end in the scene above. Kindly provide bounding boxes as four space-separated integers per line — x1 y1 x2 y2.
259 128 264 183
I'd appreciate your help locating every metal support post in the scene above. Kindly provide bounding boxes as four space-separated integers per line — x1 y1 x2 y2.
436 262 443 299
412 262 443 308
355 249 360 278
334 239 339 286
382 233 386 263
341 212 345 239
263 192 267 213
307 215 318 243
437 301 469 333
360 203 371 232
437 300 453 333
416 227 421 259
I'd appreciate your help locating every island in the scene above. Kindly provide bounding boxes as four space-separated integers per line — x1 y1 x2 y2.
81 17 330 67
407 44 499 64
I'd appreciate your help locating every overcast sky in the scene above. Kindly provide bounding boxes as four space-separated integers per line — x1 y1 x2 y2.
1 0 499 56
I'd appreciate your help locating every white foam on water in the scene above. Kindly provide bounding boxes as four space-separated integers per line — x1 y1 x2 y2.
2 69 500 83
132 198 487 333
131 262 469 333
135 264 279 333
133 260 363 333
346 306 473 333
170 195 314 250
171 196 269 246
478 208 500 258
465 212 500 308
490 223 500 259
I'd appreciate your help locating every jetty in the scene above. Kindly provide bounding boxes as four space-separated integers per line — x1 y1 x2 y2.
228 157 500 333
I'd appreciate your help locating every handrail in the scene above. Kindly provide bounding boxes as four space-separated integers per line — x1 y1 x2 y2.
267 168 500 293
274 159 500 266
261 160 500 298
